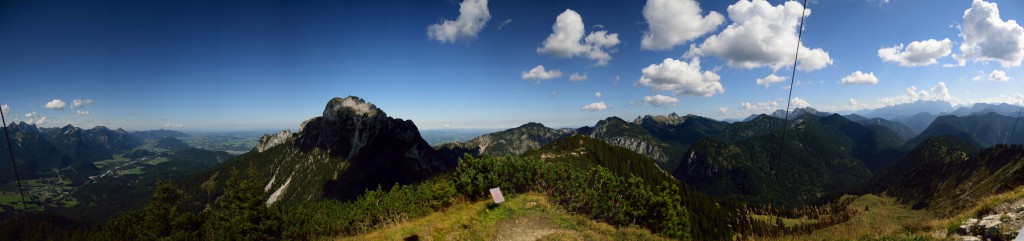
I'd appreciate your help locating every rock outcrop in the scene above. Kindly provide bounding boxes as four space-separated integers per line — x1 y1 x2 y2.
255 130 293 153
955 202 1024 241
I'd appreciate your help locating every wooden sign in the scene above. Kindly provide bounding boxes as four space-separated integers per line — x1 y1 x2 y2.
489 187 505 204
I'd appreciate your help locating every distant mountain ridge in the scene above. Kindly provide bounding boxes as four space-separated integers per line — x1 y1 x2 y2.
905 112 1023 149
856 100 954 120
435 122 574 158
674 113 905 206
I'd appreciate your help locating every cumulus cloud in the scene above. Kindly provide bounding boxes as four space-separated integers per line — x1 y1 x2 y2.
931 82 952 100
428 0 491 43
840 71 879 85
24 112 45 125
642 95 680 108
849 98 859 106
521 65 562 82
640 0 724 50
77 110 90 116
637 58 724 97
44 99 67 110
550 91 557 97
756 74 787 88
739 99 781 115
1 104 8 115
569 73 588 81
164 122 184 128
790 97 811 109
954 0 1024 67
876 82 955 106
581 102 609 111
717 107 729 115
537 9 620 66
687 0 833 71
595 92 602 97
878 38 953 66
989 70 1012 81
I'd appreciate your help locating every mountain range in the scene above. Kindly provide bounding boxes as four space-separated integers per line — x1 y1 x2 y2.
4 95 1024 240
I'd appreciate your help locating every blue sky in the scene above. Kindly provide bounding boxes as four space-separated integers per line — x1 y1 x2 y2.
0 0 1022 131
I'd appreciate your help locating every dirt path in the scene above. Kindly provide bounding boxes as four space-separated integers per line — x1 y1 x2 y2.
495 215 562 241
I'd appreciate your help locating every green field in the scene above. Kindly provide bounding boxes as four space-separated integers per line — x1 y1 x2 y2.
143 157 171 165
117 167 144 176
93 154 130 169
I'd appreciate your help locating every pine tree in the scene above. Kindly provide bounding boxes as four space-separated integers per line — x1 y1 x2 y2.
203 166 282 240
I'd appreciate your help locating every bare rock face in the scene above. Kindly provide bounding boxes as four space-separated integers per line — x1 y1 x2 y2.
256 130 293 153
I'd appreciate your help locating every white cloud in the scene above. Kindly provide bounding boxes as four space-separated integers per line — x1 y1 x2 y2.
840 71 879 85
687 0 833 71
428 0 491 44
717 107 729 115
642 95 680 108
581 102 609 111
537 9 620 66
551 91 557 97
496 19 512 31
521 65 562 81
640 0 724 50
613 75 620 86
595 92 602 97
876 82 956 106
756 74 787 88
989 69 1012 81
637 57 724 97
24 112 45 125
955 0 1024 67
878 38 953 66
849 98 859 106
971 71 986 81
442 123 452 128
569 73 588 81
1 105 8 115
738 99 781 116
790 97 811 109
164 122 184 128
77 110 90 116
931 82 952 100
44 99 67 110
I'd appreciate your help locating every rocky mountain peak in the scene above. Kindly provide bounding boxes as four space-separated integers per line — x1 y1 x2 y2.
518 122 547 129
324 96 382 120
